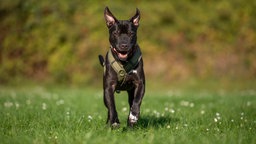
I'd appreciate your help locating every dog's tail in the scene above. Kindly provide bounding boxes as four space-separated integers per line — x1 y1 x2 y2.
98 55 105 67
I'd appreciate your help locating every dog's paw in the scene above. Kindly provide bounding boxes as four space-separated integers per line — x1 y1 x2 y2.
129 113 138 123
111 122 120 129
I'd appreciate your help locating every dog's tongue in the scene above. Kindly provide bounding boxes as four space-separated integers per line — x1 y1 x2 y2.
113 48 128 60
118 53 128 59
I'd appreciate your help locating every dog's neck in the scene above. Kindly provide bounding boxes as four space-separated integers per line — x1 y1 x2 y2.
107 45 142 82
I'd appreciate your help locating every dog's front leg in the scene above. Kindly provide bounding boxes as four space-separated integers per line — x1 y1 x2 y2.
128 80 145 127
103 83 120 127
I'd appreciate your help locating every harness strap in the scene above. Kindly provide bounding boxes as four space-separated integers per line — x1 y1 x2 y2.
108 50 126 82
107 46 142 83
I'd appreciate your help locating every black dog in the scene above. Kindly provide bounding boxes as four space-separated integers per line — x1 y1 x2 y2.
98 7 145 127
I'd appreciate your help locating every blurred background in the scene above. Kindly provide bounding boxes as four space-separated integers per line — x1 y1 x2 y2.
0 0 255 88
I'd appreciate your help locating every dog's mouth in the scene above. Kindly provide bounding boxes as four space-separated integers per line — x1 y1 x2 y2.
113 48 129 61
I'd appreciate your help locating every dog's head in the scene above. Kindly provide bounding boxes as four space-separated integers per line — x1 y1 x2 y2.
104 7 140 61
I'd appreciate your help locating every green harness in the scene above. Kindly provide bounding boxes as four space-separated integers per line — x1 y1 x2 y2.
106 47 142 83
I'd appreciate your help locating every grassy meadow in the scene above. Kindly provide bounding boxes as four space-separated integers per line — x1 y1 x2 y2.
1 84 255 144
1 1 256 143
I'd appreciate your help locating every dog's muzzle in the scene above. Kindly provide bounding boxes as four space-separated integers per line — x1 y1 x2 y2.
112 47 131 61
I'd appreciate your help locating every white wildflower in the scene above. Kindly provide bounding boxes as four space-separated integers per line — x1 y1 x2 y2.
247 101 251 107
42 103 47 110
180 101 190 107
4 101 13 108
122 107 127 112
240 113 244 120
169 109 175 114
215 112 221 120
200 110 205 115
15 102 20 109
153 110 160 118
66 111 70 120
190 103 194 107
56 99 65 105
88 115 93 122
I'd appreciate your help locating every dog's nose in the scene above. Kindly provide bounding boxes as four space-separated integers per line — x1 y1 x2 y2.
120 44 128 49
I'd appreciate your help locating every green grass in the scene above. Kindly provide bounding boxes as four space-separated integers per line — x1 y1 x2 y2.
0 86 255 144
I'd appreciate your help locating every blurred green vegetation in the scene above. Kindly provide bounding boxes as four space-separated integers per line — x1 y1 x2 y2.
0 0 256 86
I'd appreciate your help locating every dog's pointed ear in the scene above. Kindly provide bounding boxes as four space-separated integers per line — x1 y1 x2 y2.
104 7 117 28
130 8 140 26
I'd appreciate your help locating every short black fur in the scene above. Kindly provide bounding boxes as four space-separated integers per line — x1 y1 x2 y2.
98 7 145 128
